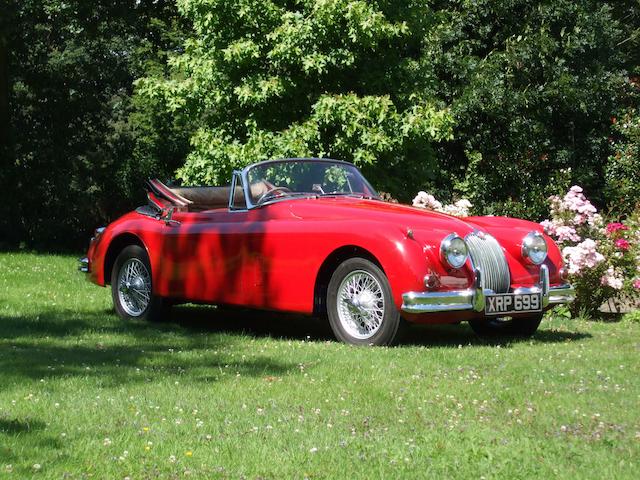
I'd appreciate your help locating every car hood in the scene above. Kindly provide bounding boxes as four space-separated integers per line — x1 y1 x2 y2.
286 196 545 242
287 197 477 236
285 196 556 286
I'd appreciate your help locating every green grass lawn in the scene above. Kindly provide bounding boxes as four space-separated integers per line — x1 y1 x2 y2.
1 252 639 479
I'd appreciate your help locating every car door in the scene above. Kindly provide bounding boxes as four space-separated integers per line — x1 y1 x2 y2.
155 208 247 304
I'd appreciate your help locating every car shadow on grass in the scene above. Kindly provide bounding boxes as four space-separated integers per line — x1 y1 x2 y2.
0 308 299 385
403 323 592 347
169 305 335 341
168 305 592 348
0 306 592 385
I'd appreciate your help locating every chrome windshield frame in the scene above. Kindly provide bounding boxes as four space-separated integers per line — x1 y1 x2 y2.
228 170 248 211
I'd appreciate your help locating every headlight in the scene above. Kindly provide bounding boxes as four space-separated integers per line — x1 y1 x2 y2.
440 233 468 269
522 231 548 265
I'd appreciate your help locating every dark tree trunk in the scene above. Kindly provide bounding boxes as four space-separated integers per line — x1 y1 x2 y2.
0 36 8 152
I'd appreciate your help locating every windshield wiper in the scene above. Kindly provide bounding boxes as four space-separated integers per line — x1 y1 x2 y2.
256 192 318 206
320 193 377 200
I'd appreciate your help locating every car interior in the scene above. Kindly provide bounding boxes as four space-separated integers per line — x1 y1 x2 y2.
145 178 271 212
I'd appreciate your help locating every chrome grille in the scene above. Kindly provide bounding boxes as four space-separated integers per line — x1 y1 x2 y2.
465 232 511 293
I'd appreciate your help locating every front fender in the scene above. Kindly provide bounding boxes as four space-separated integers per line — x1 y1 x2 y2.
333 223 473 310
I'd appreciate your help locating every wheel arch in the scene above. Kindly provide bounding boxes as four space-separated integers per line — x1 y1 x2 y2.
313 245 384 316
103 233 147 285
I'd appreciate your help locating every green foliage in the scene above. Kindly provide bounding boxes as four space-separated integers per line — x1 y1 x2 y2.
429 0 639 218
0 1 188 249
2 0 639 249
137 0 455 193
605 108 640 215
622 310 640 322
137 0 639 214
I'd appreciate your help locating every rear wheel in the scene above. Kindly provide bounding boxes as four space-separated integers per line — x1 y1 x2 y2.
111 245 167 322
327 258 404 346
469 313 543 338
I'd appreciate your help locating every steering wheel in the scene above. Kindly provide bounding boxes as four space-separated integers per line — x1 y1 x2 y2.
256 186 291 204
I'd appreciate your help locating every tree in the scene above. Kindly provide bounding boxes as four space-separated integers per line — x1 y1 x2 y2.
139 0 638 215
0 1 187 249
136 0 455 195
429 0 639 218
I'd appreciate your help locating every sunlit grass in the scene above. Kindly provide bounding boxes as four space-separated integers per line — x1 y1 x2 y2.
1 252 639 478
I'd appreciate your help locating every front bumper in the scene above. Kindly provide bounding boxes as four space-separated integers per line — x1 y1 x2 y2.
401 265 575 314
79 257 89 273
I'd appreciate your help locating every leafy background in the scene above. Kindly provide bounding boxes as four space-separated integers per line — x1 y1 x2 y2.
1 0 638 250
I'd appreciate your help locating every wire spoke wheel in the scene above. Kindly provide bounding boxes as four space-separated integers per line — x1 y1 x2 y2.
117 258 152 317
337 270 385 340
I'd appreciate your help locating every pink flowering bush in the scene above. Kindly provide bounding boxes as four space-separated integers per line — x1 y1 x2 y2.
541 186 640 315
412 191 472 217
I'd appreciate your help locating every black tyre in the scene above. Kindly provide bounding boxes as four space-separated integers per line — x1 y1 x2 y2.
111 245 167 322
469 313 543 338
327 258 404 346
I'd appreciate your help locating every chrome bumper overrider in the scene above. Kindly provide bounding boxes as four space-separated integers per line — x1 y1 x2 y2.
78 257 89 273
401 265 575 314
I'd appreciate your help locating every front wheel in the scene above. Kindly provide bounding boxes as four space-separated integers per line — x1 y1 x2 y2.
469 313 543 338
327 258 404 346
111 245 167 322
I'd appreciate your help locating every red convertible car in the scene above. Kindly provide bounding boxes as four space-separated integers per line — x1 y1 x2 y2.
81 158 574 345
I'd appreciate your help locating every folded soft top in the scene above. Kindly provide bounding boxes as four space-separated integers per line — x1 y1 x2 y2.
145 179 270 211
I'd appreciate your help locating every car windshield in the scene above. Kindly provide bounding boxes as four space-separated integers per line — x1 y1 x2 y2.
246 159 379 205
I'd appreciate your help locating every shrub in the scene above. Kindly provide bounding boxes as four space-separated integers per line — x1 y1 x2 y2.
541 186 640 316
136 0 455 196
136 0 638 210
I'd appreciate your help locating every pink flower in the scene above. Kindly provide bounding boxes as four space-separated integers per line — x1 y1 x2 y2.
540 219 557 236
562 239 605 276
606 222 628 236
600 266 624 290
555 225 581 243
588 213 604 228
633 278 640 290
615 238 630 251
547 186 599 227
562 186 597 218
412 192 472 217
441 199 472 217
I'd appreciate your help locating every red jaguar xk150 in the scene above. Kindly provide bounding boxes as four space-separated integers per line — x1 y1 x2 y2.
81 158 574 345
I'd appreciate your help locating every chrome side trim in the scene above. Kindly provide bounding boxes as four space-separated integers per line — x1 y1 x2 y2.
79 257 89 273
401 265 574 314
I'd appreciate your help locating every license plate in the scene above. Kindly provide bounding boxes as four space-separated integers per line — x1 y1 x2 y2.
485 293 542 315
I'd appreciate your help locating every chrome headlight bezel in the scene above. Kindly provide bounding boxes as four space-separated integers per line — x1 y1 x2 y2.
440 233 469 269
522 231 548 265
